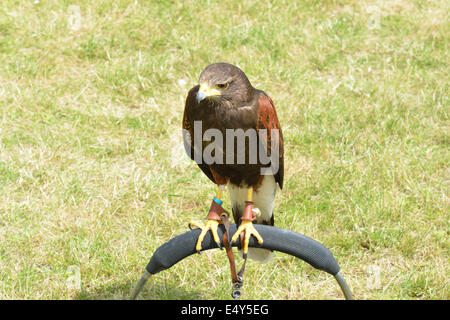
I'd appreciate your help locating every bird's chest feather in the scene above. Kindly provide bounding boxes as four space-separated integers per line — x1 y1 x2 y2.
193 102 262 186
193 103 258 152
195 102 257 130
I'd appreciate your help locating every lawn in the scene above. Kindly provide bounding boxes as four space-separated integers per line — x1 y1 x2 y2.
0 0 448 299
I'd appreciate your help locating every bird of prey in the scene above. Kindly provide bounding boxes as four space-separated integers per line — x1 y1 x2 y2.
183 62 284 262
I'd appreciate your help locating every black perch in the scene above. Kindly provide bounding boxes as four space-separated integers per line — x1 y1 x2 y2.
131 224 353 300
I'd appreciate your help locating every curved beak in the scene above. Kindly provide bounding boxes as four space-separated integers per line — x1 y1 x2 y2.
197 83 221 103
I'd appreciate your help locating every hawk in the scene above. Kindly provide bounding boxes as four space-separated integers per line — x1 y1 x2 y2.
183 63 284 262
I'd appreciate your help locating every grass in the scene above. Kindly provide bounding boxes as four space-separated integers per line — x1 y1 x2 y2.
0 0 448 300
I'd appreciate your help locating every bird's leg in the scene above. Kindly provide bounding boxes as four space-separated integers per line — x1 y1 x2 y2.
189 185 227 252
231 187 263 257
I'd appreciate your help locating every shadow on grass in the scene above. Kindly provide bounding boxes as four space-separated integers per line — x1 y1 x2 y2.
76 279 206 300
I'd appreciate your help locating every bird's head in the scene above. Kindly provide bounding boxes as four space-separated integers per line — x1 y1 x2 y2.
196 63 254 105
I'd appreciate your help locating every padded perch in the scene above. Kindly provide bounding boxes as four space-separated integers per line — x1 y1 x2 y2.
131 224 353 300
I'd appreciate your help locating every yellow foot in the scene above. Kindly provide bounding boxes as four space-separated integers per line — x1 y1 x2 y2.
189 219 221 251
231 219 263 255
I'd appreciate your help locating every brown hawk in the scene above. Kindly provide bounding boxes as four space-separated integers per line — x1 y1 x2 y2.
183 62 284 262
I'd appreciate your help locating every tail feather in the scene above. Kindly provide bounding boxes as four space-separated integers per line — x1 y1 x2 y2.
239 247 273 263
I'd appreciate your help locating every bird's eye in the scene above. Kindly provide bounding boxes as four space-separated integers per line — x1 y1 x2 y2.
215 83 229 90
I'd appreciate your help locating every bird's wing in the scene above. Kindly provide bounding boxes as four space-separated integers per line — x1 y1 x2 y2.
256 92 284 189
182 86 216 184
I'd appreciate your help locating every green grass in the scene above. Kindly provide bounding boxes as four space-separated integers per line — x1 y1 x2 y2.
0 0 448 299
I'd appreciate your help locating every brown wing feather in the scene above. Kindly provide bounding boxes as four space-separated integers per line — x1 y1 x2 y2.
256 92 284 189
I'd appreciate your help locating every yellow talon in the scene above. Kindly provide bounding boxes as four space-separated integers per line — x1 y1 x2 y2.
231 220 263 255
189 219 221 251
